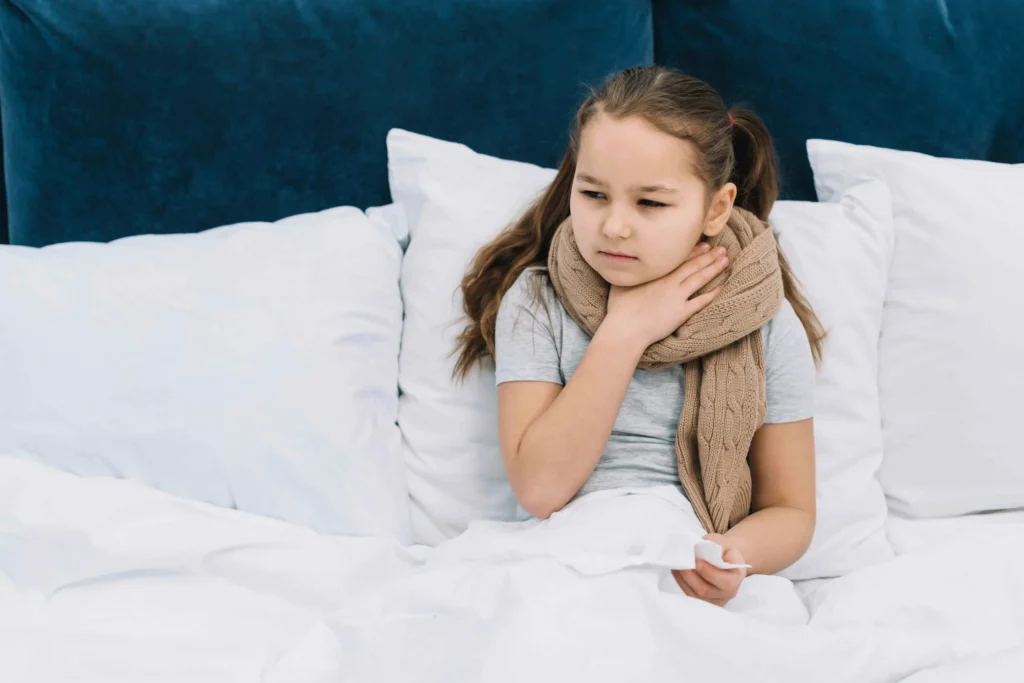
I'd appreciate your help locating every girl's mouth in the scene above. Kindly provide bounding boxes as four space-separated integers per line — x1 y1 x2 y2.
600 251 638 263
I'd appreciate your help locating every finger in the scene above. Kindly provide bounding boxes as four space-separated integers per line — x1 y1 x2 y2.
695 559 741 591
673 247 725 283
680 567 720 601
680 253 729 295
722 548 747 568
686 242 712 260
673 570 698 598
682 287 721 316
677 570 702 599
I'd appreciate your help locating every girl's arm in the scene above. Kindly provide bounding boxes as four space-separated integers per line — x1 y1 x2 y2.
723 417 816 575
497 321 645 519
675 417 815 604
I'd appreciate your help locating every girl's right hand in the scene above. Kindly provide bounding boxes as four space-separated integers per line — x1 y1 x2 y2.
605 243 729 350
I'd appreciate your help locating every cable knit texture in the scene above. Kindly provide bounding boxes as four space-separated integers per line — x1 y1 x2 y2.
547 207 784 533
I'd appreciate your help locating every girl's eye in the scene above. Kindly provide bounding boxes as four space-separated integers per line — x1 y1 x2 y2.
638 199 667 208
580 190 606 200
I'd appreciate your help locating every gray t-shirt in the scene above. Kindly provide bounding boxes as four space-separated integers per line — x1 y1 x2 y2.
494 267 815 505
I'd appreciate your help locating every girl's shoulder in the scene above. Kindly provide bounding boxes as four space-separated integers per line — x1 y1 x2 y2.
763 298 813 363
499 266 561 317
493 267 568 384
495 266 568 341
762 297 817 413
764 298 803 343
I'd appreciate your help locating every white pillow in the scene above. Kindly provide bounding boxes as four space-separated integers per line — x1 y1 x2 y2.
771 184 896 579
0 206 412 541
388 129 556 544
389 129 896 578
809 140 1024 518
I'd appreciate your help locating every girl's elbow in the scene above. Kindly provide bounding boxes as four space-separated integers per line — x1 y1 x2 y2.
513 479 569 520
795 506 816 555
507 443 572 520
516 488 561 520
798 498 817 536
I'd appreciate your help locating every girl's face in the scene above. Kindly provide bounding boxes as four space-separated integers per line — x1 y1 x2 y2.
569 113 735 287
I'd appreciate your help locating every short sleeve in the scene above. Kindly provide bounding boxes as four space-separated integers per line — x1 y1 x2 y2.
494 269 564 386
763 299 816 423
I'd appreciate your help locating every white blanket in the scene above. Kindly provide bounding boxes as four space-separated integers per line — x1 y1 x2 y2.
0 456 997 682
803 512 1024 677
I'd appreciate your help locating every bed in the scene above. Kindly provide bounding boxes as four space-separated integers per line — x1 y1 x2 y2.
1 1 1023 681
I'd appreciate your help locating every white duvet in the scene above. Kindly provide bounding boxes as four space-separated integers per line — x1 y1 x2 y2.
1 457 1021 682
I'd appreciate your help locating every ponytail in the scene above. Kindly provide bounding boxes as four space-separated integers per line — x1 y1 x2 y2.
727 107 779 222
727 107 825 365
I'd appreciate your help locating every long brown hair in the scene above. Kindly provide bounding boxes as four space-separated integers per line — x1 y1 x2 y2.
453 66 825 380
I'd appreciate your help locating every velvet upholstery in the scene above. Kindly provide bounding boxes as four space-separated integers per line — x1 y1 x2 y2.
653 0 1024 200
3 1 1022 243
0 123 6 244
0 0 652 246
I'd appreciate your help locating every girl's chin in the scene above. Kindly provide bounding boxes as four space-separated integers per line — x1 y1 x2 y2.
591 265 657 289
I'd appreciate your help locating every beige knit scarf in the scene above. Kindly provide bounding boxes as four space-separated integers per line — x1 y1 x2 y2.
547 207 784 534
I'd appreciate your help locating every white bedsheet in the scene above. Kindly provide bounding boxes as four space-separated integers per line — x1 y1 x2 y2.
901 646 1024 683
1 456 1019 682
793 510 1024 682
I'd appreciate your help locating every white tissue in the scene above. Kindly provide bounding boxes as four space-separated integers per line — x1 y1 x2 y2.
694 539 752 570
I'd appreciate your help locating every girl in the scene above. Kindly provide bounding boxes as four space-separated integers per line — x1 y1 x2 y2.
453 66 823 607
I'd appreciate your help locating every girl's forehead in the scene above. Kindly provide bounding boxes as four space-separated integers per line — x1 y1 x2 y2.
577 114 701 184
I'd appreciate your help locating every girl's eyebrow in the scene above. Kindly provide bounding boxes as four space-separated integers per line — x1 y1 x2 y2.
634 183 678 194
576 173 606 186
576 173 678 194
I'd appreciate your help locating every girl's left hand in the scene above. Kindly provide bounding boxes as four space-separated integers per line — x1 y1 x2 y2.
672 533 748 606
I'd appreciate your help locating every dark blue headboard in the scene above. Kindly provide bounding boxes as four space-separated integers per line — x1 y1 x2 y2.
0 0 651 246
1 0 1022 246
653 0 1024 201
0 124 6 245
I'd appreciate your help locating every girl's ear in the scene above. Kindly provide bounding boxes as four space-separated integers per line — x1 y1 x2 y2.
703 182 737 237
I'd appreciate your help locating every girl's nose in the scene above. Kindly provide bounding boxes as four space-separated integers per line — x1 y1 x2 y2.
601 214 632 239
